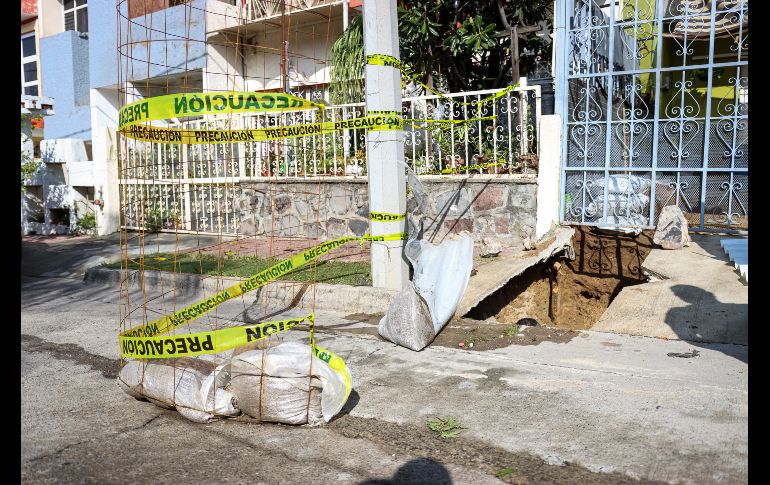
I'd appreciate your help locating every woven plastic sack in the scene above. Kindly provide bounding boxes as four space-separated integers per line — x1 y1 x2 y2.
378 280 435 351
117 357 239 423
229 341 347 425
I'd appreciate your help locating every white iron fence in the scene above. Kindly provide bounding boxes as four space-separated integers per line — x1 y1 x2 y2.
118 85 541 234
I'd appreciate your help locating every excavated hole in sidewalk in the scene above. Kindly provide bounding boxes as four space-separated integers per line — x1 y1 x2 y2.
444 226 656 349
340 226 656 350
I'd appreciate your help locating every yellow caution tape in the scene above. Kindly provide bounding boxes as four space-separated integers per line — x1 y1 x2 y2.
359 232 408 242
364 110 403 132
120 312 352 400
365 54 401 69
370 212 406 222
314 343 352 402
120 115 403 144
398 63 519 110
118 92 323 129
121 232 407 339
420 161 507 175
307 314 351 402
119 315 311 359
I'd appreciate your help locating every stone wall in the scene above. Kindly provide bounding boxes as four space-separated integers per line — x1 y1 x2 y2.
238 175 538 247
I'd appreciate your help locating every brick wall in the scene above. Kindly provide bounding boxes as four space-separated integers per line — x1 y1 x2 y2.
22 0 37 15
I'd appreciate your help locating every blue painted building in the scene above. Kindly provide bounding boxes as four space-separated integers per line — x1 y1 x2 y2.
40 30 91 140
25 0 207 236
41 0 207 140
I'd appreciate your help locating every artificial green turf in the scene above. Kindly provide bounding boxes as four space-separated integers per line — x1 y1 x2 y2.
102 251 372 286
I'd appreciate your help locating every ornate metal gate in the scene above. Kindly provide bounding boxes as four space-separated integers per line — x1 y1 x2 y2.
557 0 748 231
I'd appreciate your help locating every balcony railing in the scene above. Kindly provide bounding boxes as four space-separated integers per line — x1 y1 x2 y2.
243 0 341 21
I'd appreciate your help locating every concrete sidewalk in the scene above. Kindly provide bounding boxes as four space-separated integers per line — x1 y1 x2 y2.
594 234 748 345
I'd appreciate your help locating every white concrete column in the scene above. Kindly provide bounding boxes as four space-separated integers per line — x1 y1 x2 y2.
203 32 245 93
535 114 562 240
363 0 408 291
94 127 120 236
90 88 121 235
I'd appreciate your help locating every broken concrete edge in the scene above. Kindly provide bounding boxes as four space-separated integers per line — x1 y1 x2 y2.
83 267 399 314
456 226 576 317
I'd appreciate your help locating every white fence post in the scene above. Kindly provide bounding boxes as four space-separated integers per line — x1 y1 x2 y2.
536 114 562 240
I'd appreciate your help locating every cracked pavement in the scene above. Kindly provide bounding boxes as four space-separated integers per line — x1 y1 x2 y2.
22 254 747 484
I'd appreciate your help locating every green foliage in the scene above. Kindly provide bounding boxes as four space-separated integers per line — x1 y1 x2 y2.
21 160 41 190
426 416 465 439
27 208 45 224
329 14 365 104
144 208 165 233
21 113 41 192
505 325 519 337
143 207 181 232
78 212 97 231
398 0 552 92
49 208 70 226
444 14 497 55
495 467 516 478
328 1 552 100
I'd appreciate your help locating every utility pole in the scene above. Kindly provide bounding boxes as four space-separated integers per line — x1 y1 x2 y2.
363 0 408 291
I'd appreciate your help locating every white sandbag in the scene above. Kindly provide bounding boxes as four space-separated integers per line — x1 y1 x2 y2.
199 362 240 417
605 174 652 195
405 235 474 333
229 342 347 425
378 281 435 351
117 358 240 423
378 236 473 351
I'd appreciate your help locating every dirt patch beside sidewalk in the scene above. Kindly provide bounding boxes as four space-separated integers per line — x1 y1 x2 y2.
337 314 579 350
329 415 664 484
324 225 656 348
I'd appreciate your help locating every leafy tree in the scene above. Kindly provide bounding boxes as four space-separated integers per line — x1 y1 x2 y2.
398 0 552 92
329 14 365 104
329 0 552 102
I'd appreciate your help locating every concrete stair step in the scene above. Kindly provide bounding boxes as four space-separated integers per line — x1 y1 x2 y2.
720 238 748 283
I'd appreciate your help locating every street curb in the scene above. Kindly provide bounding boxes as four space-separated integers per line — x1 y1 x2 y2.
84 267 398 314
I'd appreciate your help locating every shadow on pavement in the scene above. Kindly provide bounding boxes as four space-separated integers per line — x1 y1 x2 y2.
359 458 452 485
687 234 748 286
666 284 747 363
21 232 227 278
331 389 360 421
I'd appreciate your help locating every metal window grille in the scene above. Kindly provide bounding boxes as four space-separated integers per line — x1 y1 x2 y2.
557 0 748 232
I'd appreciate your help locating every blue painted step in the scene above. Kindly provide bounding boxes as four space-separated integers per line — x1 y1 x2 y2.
720 238 748 283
